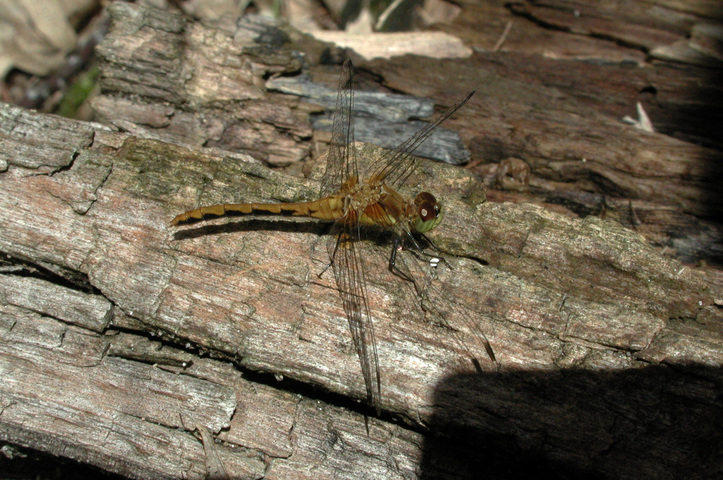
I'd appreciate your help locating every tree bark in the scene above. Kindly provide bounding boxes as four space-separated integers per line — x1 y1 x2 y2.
0 2 721 480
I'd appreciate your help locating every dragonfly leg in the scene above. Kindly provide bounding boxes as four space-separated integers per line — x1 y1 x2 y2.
318 244 338 279
391 235 450 274
317 261 333 279
416 233 453 269
387 238 417 285
319 230 345 279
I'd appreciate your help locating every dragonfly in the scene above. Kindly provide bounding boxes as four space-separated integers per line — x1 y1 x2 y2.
172 59 495 414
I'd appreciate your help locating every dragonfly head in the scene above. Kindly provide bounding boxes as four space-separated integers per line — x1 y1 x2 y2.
411 192 443 233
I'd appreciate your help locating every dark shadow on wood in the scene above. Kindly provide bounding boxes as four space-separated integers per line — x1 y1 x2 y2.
421 364 723 480
0 443 127 480
696 67 723 228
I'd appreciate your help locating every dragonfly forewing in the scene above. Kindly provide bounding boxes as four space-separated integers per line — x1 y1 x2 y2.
368 90 475 189
320 58 357 198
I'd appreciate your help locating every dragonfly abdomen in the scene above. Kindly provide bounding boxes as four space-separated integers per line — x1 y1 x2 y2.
171 196 345 226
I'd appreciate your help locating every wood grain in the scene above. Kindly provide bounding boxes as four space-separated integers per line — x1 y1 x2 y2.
1 1 721 479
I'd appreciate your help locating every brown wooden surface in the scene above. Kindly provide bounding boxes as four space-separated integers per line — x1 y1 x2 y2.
1 1 722 479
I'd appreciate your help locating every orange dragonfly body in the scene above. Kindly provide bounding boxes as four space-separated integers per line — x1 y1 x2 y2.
171 176 443 234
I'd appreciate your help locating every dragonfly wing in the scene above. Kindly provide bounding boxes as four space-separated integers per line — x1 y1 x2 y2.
328 219 382 414
368 91 474 189
390 238 496 367
320 58 357 197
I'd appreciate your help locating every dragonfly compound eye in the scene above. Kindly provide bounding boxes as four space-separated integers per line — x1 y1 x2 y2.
412 193 444 233
419 201 437 221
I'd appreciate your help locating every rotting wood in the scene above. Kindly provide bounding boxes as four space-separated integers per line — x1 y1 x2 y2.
1 98 721 479
93 1 723 266
1 1 722 479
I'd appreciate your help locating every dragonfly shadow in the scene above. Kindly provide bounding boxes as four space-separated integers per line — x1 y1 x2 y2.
171 218 331 241
171 217 417 260
420 363 722 480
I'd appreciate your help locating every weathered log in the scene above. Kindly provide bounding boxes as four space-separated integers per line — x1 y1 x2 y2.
1 1 721 479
